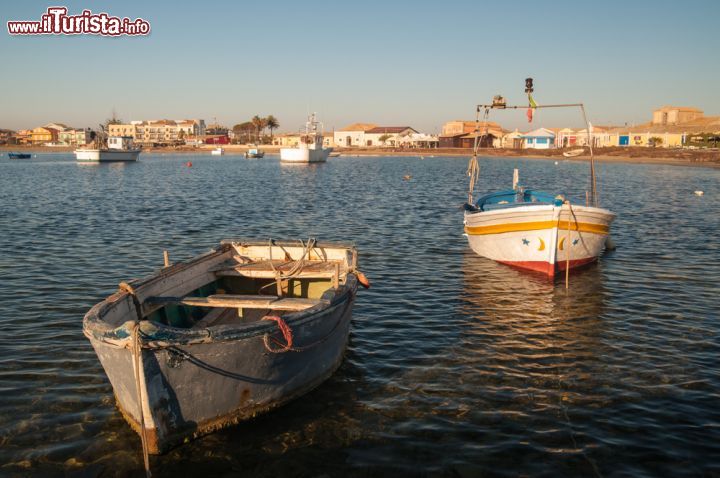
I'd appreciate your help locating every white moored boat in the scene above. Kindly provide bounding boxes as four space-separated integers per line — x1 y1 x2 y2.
211 147 224 156
463 79 615 280
464 183 615 278
280 113 332 163
75 136 140 162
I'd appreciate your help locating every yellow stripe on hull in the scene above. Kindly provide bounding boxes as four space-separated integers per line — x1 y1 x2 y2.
464 220 609 236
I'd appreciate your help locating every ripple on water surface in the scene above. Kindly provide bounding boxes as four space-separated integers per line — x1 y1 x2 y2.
0 153 718 477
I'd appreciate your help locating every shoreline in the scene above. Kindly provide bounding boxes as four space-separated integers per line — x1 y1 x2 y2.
2 145 718 169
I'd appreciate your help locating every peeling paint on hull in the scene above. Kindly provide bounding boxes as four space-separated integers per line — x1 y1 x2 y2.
88 291 355 454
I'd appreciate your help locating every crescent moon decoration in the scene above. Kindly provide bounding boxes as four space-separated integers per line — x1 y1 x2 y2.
538 238 545 251
558 237 566 250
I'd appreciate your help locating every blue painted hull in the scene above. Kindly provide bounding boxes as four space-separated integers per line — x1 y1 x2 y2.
8 153 31 159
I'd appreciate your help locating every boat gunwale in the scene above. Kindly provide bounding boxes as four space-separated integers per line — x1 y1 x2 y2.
83 240 359 348
83 277 357 348
464 203 616 220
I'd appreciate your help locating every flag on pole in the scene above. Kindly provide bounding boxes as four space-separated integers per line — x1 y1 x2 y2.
527 93 537 123
528 94 537 108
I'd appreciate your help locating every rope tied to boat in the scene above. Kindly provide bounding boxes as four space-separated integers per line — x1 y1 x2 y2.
262 315 294 353
131 322 152 478
263 238 319 296
119 282 152 477
466 107 491 205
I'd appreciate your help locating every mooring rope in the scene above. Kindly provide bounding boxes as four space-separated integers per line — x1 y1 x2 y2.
565 201 571 289
466 107 490 205
262 238 318 295
131 322 152 478
261 315 294 353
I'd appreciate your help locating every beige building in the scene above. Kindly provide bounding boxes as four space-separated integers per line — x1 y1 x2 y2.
333 123 377 147
652 106 703 126
440 121 505 148
108 119 206 145
58 129 90 145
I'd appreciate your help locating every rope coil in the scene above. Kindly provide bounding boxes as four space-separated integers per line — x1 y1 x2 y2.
261 315 294 353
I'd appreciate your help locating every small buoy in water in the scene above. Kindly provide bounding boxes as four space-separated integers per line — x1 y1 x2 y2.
403 174 412 180
605 237 616 250
554 161 559 165
185 161 192 167
694 190 704 196
356 271 371 289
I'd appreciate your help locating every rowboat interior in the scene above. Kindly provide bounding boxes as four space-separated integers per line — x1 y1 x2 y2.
106 240 358 332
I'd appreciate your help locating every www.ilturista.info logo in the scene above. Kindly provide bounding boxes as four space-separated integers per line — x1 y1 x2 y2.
7 7 150 36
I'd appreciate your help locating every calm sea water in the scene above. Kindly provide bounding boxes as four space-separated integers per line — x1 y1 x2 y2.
0 152 718 477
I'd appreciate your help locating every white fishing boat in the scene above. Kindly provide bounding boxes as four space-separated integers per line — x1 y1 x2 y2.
211 147 224 156
244 147 265 158
75 136 140 162
84 239 369 456
562 148 585 157
463 79 615 280
280 113 332 163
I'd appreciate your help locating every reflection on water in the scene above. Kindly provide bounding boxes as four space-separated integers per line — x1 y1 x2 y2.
0 154 719 477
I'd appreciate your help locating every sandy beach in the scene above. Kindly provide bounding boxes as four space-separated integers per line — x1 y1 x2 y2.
2 144 718 168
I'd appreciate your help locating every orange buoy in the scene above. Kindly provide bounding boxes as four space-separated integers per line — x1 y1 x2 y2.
185 161 192 167
356 271 371 289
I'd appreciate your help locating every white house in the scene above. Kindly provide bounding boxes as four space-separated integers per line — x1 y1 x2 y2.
363 126 417 147
501 129 524 148
333 123 376 147
521 128 556 149
333 124 422 147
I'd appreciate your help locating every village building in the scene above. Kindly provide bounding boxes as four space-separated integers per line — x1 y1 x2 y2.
108 119 206 145
14 130 32 144
397 133 439 148
0 129 15 144
333 123 377 147
362 126 417 147
439 121 504 148
58 129 91 146
29 127 59 144
500 129 524 148
652 106 703 126
520 128 556 149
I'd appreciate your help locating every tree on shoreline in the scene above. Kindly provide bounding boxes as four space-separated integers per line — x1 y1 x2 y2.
251 115 267 143
266 115 279 140
232 122 255 144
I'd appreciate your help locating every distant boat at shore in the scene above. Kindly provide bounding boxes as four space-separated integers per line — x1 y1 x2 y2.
280 113 332 163
8 152 32 159
211 147 225 156
562 148 585 158
244 147 265 158
75 136 140 162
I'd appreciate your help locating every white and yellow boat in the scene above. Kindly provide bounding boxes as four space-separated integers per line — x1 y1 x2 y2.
464 187 614 278
463 79 615 279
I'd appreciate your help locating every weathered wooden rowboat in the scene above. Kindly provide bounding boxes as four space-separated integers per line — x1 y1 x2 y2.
84 239 366 454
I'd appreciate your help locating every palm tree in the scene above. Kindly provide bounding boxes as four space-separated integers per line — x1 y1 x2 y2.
251 115 267 143
265 115 279 140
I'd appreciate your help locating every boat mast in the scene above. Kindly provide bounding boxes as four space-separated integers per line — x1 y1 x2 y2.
472 79 599 207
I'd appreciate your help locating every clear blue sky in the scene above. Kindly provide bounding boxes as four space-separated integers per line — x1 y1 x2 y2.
2 0 719 133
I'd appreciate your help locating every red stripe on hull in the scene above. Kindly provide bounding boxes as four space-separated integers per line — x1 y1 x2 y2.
498 257 598 279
